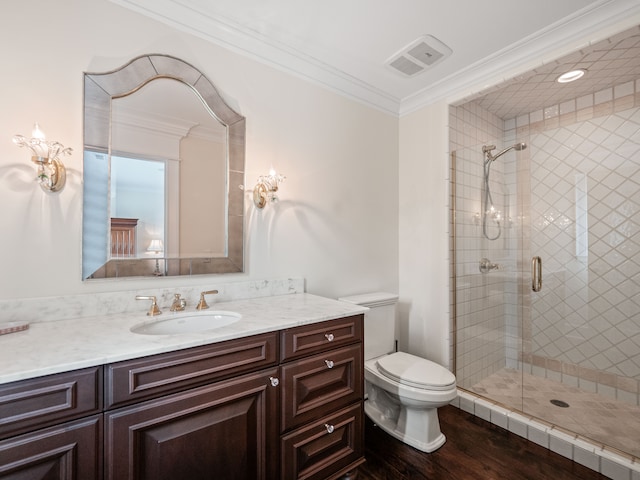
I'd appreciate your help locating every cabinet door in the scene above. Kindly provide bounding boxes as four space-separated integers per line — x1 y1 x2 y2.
105 368 279 480
0 415 103 480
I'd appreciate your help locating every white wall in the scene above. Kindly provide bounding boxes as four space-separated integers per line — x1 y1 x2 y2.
0 0 398 301
398 103 451 367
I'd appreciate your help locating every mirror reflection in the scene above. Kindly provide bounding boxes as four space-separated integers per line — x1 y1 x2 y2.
82 55 245 279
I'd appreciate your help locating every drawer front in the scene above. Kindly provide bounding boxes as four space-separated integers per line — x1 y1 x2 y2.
105 332 278 409
280 344 362 432
0 367 102 440
280 403 364 480
281 315 363 362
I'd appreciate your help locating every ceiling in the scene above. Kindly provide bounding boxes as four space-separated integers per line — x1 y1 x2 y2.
111 0 640 116
471 24 640 119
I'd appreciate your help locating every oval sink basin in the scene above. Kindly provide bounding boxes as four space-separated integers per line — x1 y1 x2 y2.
131 310 241 335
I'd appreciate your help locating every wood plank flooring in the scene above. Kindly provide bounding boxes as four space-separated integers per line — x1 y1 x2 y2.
357 405 605 479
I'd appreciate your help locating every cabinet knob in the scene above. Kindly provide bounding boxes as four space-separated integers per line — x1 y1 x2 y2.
324 424 335 434
269 376 280 387
325 333 334 342
325 360 334 369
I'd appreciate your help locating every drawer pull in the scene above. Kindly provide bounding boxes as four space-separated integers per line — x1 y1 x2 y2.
269 376 280 387
325 360 334 369
325 333 335 342
324 423 335 434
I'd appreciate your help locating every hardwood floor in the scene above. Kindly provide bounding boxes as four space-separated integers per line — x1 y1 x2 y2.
357 405 606 479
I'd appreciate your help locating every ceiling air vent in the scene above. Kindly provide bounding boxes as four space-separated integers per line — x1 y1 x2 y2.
387 34 452 77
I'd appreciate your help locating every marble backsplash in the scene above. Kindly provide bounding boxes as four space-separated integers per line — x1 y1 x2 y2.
0 277 305 324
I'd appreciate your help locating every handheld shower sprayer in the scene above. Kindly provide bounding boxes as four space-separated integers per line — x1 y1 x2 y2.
481 141 527 240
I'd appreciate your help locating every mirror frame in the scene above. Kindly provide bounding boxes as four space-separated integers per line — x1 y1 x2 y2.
82 54 245 279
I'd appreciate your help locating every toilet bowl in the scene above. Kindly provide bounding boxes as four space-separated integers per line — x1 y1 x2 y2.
365 352 457 452
339 292 457 453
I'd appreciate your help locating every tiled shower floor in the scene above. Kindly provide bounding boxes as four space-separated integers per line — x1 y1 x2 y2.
470 368 640 459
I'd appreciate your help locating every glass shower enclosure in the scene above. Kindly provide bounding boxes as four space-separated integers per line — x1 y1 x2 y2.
452 106 640 459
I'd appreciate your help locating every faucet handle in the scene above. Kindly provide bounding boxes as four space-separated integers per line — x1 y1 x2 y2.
135 295 162 316
196 290 219 310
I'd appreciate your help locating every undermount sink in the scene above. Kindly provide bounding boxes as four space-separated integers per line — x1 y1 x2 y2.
130 310 241 335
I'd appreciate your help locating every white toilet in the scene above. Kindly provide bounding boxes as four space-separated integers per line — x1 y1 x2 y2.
339 292 457 453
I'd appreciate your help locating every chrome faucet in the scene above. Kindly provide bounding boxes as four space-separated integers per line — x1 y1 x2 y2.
170 293 187 312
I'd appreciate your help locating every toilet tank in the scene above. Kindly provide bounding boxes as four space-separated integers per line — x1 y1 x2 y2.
339 292 399 361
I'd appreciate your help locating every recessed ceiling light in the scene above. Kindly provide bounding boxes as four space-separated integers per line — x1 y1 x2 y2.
556 69 586 83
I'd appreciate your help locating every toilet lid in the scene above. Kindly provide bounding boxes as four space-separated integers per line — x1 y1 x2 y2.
376 352 456 390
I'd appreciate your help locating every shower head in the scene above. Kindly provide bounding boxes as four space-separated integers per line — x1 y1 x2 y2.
483 142 527 162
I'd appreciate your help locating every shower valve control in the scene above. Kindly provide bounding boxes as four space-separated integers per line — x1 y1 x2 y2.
479 258 500 273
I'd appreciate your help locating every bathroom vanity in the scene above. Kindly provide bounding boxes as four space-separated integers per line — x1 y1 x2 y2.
0 293 366 480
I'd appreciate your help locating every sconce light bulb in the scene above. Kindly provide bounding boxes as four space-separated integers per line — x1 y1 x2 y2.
32 122 46 140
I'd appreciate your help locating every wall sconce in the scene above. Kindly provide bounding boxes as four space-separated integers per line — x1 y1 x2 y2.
253 169 285 209
146 239 164 276
12 123 72 193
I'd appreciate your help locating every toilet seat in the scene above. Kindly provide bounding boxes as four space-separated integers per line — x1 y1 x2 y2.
376 352 456 391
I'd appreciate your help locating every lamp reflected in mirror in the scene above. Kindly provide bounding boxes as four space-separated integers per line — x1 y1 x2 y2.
146 239 164 276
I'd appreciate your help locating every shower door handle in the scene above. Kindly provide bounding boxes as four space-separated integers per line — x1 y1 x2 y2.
531 256 542 292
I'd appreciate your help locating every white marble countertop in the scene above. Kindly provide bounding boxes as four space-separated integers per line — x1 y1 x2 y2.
0 293 367 385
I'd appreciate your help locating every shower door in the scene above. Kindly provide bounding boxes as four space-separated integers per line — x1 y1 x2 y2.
520 109 640 457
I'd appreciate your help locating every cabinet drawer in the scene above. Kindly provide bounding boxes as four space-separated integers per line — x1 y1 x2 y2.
281 314 363 362
0 366 102 440
105 332 278 409
280 403 364 480
280 344 362 432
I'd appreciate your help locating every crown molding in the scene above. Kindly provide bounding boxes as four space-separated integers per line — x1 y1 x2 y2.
110 0 640 118
109 0 401 114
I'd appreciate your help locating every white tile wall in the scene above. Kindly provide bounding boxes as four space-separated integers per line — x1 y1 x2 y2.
450 102 520 389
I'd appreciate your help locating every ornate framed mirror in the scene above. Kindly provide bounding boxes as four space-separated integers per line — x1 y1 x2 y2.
82 54 245 279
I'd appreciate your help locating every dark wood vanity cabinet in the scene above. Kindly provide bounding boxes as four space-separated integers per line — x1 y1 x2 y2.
0 314 364 480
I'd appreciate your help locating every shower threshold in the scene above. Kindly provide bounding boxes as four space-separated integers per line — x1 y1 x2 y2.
469 368 640 459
